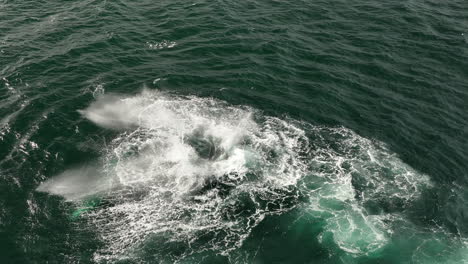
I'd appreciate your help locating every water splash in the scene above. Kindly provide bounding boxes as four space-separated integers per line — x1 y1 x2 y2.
37 91 465 262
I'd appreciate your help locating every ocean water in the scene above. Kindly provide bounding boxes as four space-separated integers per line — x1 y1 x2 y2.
1 0 467 263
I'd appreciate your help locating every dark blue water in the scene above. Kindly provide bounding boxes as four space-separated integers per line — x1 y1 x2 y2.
1 0 467 263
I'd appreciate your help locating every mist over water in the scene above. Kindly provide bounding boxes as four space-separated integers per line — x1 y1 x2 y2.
1 0 468 263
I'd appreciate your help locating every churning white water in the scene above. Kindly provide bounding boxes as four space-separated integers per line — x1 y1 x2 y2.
37 90 434 262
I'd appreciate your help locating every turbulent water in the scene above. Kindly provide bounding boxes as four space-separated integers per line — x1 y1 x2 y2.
1 0 468 263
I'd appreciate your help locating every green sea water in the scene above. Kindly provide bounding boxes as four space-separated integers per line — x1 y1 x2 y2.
1 0 468 263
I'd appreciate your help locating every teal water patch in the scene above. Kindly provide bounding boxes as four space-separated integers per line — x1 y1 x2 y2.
297 127 433 256
71 197 101 220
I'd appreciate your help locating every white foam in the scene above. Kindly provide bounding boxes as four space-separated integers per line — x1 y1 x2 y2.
146 40 177 50
302 126 432 255
38 90 435 261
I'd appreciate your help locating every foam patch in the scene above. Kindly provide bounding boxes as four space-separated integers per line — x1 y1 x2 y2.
38 91 434 261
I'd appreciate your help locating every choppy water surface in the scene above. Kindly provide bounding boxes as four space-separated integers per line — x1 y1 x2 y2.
1 0 467 263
